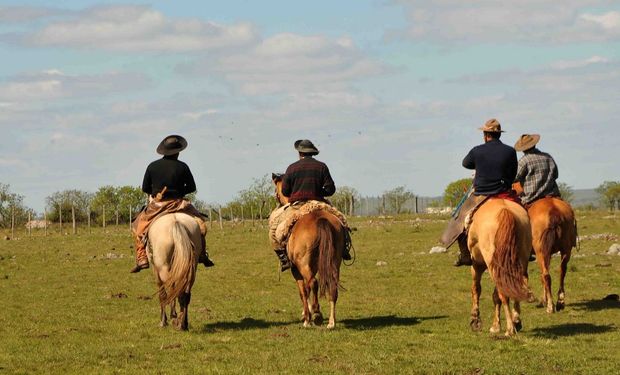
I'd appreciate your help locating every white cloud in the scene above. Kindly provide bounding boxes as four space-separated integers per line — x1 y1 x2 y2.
0 69 151 102
18 5 257 52
0 6 66 23
550 55 609 70
182 33 384 95
390 1 620 43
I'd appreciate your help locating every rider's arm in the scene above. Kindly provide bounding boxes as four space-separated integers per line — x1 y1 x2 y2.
515 158 527 183
183 165 197 195
462 149 475 170
322 166 336 196
141 168 152 195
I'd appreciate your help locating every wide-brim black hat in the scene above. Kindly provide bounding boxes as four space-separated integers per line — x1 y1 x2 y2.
294 139 319 155
156 135 188 155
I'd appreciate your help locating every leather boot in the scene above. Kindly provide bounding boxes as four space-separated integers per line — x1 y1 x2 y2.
130 240 149 273
198 237 214 268
274 249 291 272
343 230 352 260
454 234 472 267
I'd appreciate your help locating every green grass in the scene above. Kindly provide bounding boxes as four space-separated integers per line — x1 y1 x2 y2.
1 212 619 374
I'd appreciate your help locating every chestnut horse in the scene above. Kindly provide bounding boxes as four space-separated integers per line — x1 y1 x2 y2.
147 213 202 330
512 183 577 313
272 174 345 329
529 197 576 313
467 199 532 336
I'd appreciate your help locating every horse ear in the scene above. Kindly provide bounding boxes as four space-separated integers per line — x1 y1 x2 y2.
272 173 283 182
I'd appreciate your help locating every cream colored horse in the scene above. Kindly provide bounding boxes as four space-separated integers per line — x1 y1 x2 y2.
467 199 532 336
148 213 202 330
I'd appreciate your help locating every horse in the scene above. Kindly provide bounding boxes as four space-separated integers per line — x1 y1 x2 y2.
526 197 577 313
271 174 345 329
147 213 202 330
467 198 532 336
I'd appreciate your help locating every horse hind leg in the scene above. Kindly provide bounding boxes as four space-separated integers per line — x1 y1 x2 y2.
556 249 571 311
309 277 324 326
293 267 312 327
512 301 523 332
175 292 191 331
497 291 517 336
490 287 501 334
537 254 555 313
159 287 168 328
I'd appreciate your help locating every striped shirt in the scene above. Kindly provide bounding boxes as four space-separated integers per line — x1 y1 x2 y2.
515 148 560 204
282 157 335 203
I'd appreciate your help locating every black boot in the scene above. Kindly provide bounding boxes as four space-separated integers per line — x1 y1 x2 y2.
343 230 352 260
198 251 215 268
454 234 472 267
274 249 291 272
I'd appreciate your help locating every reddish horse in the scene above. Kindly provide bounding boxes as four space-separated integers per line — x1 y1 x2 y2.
272 175 345 329
528 197 577 312
513 183 577 313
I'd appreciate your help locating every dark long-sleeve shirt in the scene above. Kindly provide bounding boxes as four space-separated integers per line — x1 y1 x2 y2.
282 157 335 203
142 156 196 199
462 139 517 196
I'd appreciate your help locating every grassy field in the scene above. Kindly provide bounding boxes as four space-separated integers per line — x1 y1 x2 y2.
0 211 618 374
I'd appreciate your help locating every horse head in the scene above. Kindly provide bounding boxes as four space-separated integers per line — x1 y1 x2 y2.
272 173 289 205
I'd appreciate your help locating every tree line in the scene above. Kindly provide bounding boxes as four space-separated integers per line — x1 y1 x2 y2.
1 177 619 228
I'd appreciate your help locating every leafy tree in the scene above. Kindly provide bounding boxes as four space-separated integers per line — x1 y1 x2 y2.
596 181 620 211
237 174 277 218
384 186 415 214
443 178 473 207
117 186 147 221
331 186 360 216
0 183 34 227
45 189 93 223
557 182 574 204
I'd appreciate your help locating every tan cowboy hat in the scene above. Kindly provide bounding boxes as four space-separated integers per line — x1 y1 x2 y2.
514 134 540 151
478 118 505 133
156 135 188 155
294 139 319 155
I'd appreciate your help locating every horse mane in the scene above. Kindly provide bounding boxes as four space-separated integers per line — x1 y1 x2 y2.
491 208 529 301
316 217 341 298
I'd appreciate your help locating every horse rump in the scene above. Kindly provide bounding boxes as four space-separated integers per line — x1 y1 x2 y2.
316 217 341 298
491 208 529 301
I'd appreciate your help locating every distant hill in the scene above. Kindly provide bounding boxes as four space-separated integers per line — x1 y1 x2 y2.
571 188 601 208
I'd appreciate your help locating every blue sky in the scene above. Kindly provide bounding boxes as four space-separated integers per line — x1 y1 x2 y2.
1 0 619 212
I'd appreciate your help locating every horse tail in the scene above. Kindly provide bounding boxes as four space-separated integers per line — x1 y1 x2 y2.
540 207 562 256
160 220 196 306
491 208 529 301
317 217 340 298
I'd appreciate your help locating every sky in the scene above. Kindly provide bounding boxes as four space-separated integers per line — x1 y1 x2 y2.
1 0 619 212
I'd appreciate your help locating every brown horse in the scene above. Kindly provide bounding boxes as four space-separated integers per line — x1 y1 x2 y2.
272 174 345 329
467 199 532 336
148 213 202 330
526 197 577 313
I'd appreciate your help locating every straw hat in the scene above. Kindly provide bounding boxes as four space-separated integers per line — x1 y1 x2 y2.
294 139 319 155
478 118 505 133
156 135 188 155
514 134 540 151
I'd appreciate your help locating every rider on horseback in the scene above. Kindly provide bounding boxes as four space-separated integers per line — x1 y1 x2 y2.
271 139 351 271
453 119 520 266
130 135 214 273
513 134 561 207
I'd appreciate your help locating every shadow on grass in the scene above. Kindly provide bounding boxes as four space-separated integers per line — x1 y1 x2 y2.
571 299 620 312
340 315 447 330
530 323 617 338
201 317 294 332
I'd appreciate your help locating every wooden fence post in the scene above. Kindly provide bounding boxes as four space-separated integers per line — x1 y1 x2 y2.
218 206 223 230
72 204 76 235
44 209 48 236
251 205 255 227
103 205 106 231
87 206 91 233
129 205 132 232
208 206 213 229
241 205 245 226
115 209 119 226
11 206 15 239
59 205 62 233
28 211 32 237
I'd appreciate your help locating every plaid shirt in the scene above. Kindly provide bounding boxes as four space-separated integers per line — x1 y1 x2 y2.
515 148 560 204
282 157 335 203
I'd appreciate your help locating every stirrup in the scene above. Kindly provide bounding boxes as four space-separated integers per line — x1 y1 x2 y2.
130 262 149 273
453 253 472 267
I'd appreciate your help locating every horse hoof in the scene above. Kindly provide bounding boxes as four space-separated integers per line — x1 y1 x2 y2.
303 321 311 328
327 322 335 329
312 312 324 325
546 305 556 314
470 319 482 332
514 320 523 332
556 301 565 311
160 321 168 328
504 328 516 337
489 325 500 334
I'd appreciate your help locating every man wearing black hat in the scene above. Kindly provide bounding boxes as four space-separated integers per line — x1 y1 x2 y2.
271 139 351 271
130 135 214 273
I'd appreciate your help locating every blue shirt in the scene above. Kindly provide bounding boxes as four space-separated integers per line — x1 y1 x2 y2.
462 139 517 196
